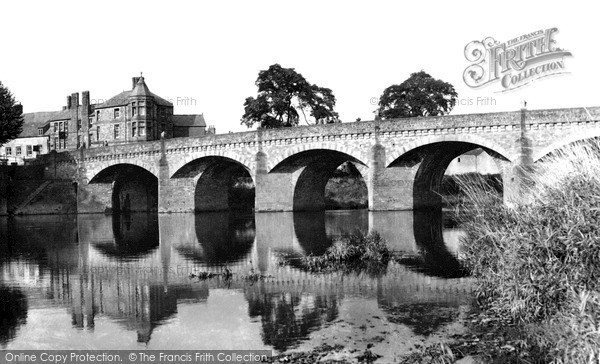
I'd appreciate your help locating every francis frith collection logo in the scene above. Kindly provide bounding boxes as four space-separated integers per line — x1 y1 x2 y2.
463 28 572 91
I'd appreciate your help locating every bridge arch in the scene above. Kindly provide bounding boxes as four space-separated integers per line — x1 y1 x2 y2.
386 136 512 210
385 134 515 167
171 156 255 212
269 149 369 211
168 151 254 180
267 142 368 173
533 129 600 162
88 163 158 213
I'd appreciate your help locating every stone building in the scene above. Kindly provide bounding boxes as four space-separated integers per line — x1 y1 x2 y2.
0 105 52 165
0 76 212 164
445 148 500 175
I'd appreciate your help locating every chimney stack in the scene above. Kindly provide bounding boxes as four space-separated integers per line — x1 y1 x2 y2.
82 91 90 108
67 95 72 109
132 77 141 89
13 104 23 115
71 92 79 108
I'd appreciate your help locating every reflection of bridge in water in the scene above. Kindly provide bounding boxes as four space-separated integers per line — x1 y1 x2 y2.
0 210 470 349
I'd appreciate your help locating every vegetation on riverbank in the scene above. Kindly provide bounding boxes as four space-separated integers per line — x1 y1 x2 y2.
439 173 502 208
278 231 391 276
450 141 600 363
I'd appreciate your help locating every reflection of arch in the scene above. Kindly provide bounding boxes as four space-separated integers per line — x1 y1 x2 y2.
292 211 332 256
270 150 369 211
533 130 600 161
175 212 255 264
172 157 255 212
292 211 369 256
89 164 158 213
386 134 514 167
93 213 159 260
267 144 368 172
395 209 466 278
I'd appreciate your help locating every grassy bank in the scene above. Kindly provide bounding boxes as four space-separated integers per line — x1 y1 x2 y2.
453 141 600 363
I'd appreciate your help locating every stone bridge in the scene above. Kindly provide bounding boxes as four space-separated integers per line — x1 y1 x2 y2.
39 106 600 213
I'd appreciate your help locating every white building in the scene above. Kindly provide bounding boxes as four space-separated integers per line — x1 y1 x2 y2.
445 148 500 175
0 135 50 165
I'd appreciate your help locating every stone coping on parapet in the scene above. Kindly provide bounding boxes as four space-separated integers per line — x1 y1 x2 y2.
29 105 600 164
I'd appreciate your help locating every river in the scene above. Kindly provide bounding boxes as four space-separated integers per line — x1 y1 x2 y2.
0 210 471 360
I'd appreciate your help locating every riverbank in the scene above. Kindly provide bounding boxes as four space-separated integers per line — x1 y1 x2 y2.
439 143 600 363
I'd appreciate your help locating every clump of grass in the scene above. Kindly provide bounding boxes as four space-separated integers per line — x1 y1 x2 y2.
301 231 390 275
457 140 600 361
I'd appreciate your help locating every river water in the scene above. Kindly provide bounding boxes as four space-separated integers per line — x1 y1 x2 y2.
0 210 471 360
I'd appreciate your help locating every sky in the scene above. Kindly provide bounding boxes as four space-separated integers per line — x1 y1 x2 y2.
0 0 597 133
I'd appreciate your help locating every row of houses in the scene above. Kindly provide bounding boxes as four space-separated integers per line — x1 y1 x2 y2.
1 76 214 165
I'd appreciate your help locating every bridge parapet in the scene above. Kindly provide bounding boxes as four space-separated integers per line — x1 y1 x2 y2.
33 106 600 166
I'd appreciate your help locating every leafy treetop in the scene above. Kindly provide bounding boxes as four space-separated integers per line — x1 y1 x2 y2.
377 71 457 119
0 81 23 145
241 64 339 129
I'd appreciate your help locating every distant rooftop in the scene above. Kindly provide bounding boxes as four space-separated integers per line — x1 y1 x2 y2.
95 76 172 109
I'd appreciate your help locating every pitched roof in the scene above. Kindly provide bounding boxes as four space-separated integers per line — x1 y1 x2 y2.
95 77 173 109
20 110 74 137
172 114 206 128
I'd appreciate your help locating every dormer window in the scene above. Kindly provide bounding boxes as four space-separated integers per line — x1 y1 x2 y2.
38 128 43 135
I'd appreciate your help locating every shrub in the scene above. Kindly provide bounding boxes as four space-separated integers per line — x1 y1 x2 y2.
457 140 600 362
301 231 390 275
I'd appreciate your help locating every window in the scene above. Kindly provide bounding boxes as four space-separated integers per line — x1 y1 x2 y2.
131 102 137 117
147 123 153 139
38 128 43 136
53 122 57 132
16 146 21 155
89 117 93 128
114 108 120 119
96 126 100 141
132 122 137 137
139 100 146 116
114 124 120 139
139 122 145 136
96 110 100 120
77 135 81 148
458 158 461 163
89 133 93 144
77 119 82 130
5 147 11 155
26 145 32 155
54 137 58 149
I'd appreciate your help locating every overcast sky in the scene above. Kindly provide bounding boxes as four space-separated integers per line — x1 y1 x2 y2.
1 1 597 133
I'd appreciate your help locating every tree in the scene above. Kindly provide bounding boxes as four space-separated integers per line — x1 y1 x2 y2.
241 64 339 129
377 71 457 119
0 81 23 145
